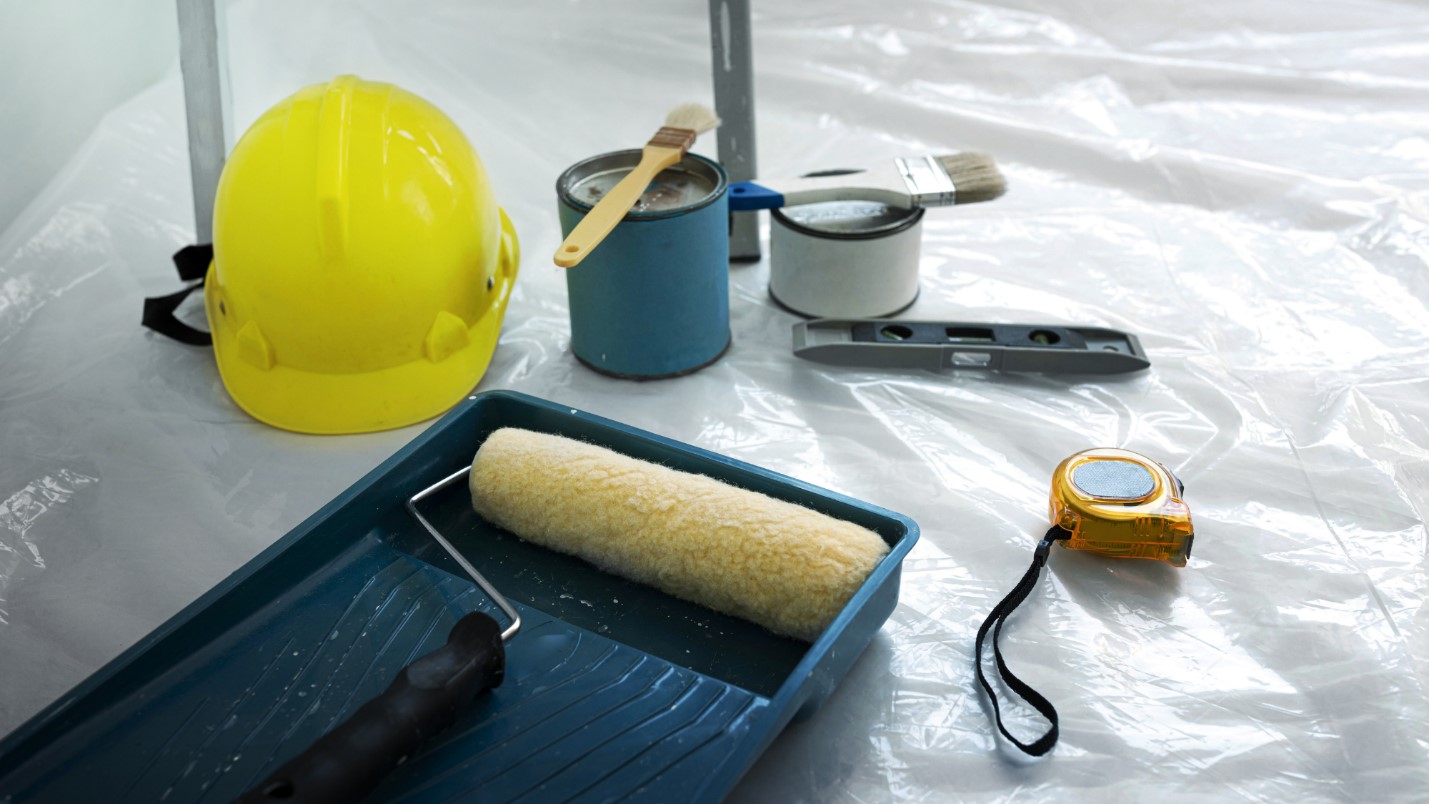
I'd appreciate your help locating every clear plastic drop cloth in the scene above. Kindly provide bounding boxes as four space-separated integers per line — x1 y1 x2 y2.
2 0 1427 801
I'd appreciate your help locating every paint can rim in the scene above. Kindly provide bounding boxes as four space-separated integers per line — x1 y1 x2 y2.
772 201 924 241
557 149 728 221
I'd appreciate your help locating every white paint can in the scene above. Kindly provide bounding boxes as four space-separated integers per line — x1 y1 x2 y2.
769 197 925 318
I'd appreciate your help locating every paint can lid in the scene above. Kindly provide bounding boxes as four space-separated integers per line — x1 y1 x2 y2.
782 200 916 233
559 149 726 219
773 175 924 240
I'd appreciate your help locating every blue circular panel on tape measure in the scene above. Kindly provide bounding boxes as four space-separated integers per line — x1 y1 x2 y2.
1072 460 1155 500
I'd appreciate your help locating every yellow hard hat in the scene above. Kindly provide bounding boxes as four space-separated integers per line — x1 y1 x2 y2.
204 75 519 434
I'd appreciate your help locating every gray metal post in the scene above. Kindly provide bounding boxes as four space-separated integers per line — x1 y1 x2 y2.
709 0 760 261
176 0 233 244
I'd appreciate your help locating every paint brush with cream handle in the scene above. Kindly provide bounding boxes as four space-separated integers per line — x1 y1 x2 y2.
555 104 720 268
728 152 1005 211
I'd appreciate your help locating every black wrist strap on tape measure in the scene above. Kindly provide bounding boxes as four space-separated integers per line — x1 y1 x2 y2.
141 244 213 346
975 525 1072 757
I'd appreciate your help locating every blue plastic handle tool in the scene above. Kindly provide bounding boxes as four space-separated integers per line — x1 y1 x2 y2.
728 181 785 211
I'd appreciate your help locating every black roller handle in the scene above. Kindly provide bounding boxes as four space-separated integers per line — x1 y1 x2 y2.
239 612 507 803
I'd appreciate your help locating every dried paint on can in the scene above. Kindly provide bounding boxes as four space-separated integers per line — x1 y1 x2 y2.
770 194 924 319
558 150 730 378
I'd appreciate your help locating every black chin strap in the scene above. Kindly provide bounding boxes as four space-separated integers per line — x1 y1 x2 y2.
141 245 214 346
975 525 1072 757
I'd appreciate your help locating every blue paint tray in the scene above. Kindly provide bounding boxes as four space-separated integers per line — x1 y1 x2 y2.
0 391 918 802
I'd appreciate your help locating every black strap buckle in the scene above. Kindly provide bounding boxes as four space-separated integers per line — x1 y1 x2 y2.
141 245 214 346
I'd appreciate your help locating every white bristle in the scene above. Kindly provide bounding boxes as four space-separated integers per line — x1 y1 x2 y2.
664 103 721 135
936 152 1006 204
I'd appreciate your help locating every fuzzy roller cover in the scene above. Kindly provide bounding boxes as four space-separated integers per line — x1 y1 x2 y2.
469 427 890 642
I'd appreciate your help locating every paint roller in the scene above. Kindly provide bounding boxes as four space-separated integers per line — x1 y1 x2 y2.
471 427 889 641
242 428 888 803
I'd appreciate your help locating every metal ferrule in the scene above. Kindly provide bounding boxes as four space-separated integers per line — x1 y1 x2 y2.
895 155 956 206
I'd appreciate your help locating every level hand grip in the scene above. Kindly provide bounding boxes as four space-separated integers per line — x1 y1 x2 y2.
238 612 506 804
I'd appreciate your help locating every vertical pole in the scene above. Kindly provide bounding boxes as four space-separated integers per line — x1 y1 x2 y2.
176 0 232 244
709 0 760 262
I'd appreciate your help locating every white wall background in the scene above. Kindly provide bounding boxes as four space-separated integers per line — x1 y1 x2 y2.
0 0 178 235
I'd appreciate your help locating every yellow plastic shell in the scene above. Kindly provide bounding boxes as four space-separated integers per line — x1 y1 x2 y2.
204 75 520 434
1049 448 1194 566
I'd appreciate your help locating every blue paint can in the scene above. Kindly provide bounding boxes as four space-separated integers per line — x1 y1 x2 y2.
558 150 730 378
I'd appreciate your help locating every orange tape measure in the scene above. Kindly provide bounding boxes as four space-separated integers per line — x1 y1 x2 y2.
1050 448 1194 566
976 448 1195 757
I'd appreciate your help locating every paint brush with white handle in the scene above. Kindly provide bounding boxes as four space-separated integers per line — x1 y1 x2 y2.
728 152 1005 211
